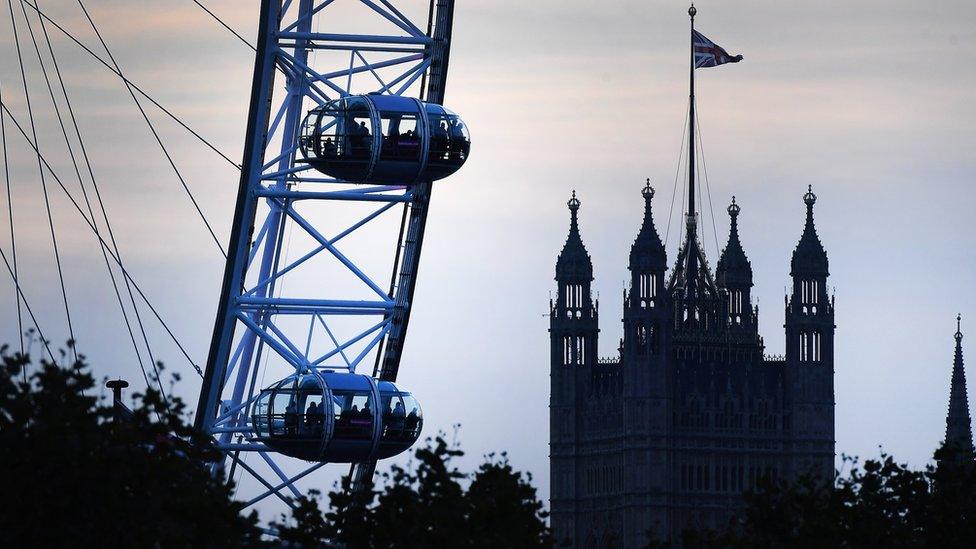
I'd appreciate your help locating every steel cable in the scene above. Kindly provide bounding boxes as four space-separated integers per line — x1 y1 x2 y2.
0 84 24 360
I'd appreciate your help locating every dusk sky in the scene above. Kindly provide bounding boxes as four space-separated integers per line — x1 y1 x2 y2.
1 0 975 514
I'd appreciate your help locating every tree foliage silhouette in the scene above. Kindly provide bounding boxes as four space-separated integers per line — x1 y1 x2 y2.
0 346 551 547
275 433 553 547
680 450 976 547
0 346 263 547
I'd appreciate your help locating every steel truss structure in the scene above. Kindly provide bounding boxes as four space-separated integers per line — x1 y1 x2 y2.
194 0 455 512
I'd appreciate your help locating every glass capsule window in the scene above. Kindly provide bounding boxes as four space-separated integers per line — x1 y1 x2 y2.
260 389 324 439
380 390 406 443
425 104 469 180
380 113 421 161
400 393 423 441
330 390 374 440
300 97 374 181
252 393 270 437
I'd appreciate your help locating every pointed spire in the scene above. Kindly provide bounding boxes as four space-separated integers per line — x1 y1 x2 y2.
945 314 974 457
790 185 829 277
717 196 753 288
556 190 593 281
630 179 667 270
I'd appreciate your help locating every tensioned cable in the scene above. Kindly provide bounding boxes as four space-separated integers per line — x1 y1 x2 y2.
24 0 167 405
694 100 721 257
21 0 241 170
75 0 227 258
0 85 24 359
192 0 255 51
7 0 77 360
696 129 705 257
665 101 691 249
0 101 203 377
0 245 54 362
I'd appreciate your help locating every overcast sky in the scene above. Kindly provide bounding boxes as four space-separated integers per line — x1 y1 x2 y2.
1 0 975 515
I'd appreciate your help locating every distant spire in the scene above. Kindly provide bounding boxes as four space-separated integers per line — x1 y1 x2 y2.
630 179 666 270
717 196 753 289
556 190 593 281
790 185 828 277
945 314 974 457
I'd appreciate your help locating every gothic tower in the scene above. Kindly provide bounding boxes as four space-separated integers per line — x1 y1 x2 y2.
785 185 835 477
621 181 671 539
550 191 599 537
942 315 973 460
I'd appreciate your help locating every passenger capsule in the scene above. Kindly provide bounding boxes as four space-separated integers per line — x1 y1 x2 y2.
251 373 423 462
299 93 470 184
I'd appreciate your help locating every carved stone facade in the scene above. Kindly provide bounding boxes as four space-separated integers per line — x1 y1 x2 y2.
549 183 835 547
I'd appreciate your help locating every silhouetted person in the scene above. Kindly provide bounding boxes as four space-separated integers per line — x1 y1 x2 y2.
388 400 406 436
322 136 335 156
304 401 319 432
392 401 405 419
431 121 448 160
352 121 370 157
284 402 299 436
405 407 419 434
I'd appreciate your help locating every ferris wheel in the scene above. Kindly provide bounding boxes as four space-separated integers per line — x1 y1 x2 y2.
0 0 466 520
196 0 467 510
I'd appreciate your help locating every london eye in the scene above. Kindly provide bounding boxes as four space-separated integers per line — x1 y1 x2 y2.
0 0 466 523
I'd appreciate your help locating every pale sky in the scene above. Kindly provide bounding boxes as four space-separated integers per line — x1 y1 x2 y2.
1 0 975 517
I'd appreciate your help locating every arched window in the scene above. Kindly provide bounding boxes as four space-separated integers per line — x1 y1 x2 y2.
565 283 583 310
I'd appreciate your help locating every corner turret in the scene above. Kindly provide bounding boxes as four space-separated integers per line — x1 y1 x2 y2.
551 191 598 366
556 191 593 284
628 179 667 308
716 196 753 325
790 185 828 279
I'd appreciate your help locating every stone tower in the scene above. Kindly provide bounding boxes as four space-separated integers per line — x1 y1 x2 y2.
784 185 836 476
548 185 835 546
549 191 599 541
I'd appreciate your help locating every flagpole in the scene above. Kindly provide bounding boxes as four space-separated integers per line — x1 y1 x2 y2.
688 4 697 227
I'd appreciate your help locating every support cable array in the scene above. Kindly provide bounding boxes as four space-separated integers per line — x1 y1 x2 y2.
22 0 242 170
75 0 227 258
21 0 169 406
695 101 721 256
0 101 203 377
665 102 691 248
0 0 262 403
7 0 77 362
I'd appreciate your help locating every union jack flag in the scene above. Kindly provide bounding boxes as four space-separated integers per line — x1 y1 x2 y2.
693 30 743 68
